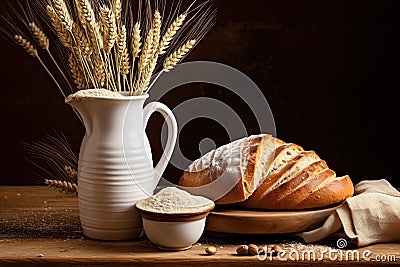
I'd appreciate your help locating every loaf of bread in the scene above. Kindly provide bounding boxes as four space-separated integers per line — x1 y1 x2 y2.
179 135 285 204
179 134 354 209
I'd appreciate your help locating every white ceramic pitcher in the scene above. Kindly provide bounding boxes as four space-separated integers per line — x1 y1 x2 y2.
66 93 177 240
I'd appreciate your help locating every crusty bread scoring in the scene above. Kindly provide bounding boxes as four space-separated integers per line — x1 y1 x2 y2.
179 135 354 209
179 135 285 204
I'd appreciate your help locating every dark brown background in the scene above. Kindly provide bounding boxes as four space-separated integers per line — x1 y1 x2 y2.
0 0 398 187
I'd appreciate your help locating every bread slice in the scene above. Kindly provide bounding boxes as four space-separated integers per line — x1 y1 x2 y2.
179 135 285 204
266 143 304 177
241 159 329 209
294 175 354 209
240 151 321 207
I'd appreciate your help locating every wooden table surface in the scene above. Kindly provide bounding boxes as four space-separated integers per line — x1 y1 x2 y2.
0 186 399 266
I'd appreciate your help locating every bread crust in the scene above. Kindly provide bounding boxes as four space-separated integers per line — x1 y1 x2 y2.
179 135 284 204
179 135 354 209
241 160 328 209
294 175 354 209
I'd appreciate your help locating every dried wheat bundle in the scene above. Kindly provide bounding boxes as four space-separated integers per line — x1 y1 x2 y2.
1 0 216 96
24 133 79 195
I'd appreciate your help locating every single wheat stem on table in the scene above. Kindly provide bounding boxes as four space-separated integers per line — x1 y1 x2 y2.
45 179 77 194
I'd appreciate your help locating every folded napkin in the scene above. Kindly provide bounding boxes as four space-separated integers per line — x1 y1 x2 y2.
299 179 400 247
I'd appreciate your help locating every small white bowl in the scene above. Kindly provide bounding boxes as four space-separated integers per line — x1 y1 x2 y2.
136 209 213 250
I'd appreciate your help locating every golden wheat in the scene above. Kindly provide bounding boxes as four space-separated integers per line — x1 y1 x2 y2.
28 22 49 50
117 25 130 76
14 35 37 57
46 5 73 49
163 39 196 72
64 166 77 181
69 54 87 89
158 13 186 55
5 0 215 95
100 6 117 53
151 11 162 55
76 0 96 27
53 0 73 31
72 23 91 56
113 0 122 25
45 179 77 194
93 54 106 87
132 22 142 58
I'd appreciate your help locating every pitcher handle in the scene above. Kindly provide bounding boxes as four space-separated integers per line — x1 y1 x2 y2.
143 102 178 184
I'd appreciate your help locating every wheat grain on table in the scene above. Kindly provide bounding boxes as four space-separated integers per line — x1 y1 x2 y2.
0 186 399 266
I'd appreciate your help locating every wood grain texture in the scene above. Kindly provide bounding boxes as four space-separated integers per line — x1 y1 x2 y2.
0 186 399 266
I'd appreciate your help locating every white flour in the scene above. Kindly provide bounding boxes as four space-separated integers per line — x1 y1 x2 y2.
65 89 123 102
136 187 214 214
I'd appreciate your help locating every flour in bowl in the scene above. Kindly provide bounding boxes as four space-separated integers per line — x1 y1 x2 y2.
135 187 215 214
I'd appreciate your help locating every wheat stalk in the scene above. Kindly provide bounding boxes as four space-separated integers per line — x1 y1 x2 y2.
46 5 73 49
93 54 106 87
117 25 130 77
4 0 215 95
45 179 78 194
14 35 37 57
72 23 91 56
132 23 142 58
158 13 186 55
113 0 122 26
151 11 162 56
163 39 196 72
53 0 73 31
69 53 87 89
28 22 49 50
100 5 117 53
75 0 96 28
64 166 77 181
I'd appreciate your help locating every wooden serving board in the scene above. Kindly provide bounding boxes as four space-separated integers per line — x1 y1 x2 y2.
205 204 340 235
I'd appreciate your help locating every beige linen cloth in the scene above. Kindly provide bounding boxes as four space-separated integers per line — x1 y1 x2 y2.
299 179 400 247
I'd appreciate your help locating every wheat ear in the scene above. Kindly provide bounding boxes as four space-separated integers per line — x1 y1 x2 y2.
163 39 196 72
14 35 37 57
69 54 87 90
117 25 130 76
72 23 91 56
45 179 77 194
113 0 122 26
64 166 77 181
158 13 186 55
93 53 106 87
129 22 142 90
151 11 162 55
53 0 73 31
46 5 73 49
29 21 75 93
28 22 49 50
100 5 117 53
132 22 142 58
76 0 96 27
